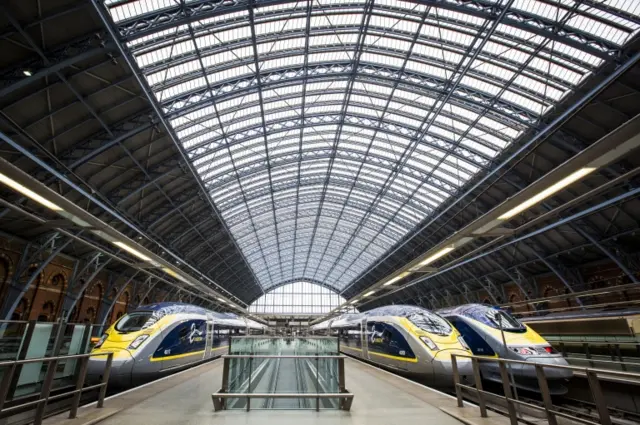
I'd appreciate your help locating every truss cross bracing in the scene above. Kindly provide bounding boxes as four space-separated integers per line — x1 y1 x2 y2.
102 0 640 292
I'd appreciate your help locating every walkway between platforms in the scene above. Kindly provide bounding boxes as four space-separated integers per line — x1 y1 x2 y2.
43 357 511 425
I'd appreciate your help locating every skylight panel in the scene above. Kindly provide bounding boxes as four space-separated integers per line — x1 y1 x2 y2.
307 51 352 64
404 60 450 79
257 38 306 56
309 33 359 47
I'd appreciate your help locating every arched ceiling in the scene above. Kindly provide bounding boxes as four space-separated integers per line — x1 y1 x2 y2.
100 0 640 292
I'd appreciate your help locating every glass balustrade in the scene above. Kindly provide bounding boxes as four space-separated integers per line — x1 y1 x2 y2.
221 337 345 410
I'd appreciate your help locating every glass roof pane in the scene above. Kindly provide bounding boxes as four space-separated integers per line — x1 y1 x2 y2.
107 0 640 292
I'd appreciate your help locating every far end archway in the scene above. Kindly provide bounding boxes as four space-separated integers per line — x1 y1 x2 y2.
249 281 355 315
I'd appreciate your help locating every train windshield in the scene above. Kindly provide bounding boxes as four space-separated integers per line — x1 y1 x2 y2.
407 311 452 336
484 309 525 332
115 312 155 333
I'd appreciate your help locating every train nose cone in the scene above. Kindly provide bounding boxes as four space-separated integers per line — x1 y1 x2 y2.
522 356 574 380
431 351 475 388
87 350 135 388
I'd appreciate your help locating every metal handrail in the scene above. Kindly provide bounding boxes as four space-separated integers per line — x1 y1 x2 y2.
230 336 338 339
450 353 640 425
0 351 113 425
549 339 640 345
222 355 346 359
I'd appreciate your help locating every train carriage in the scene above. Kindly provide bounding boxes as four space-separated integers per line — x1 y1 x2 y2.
311 305 475 387
88 302 266 387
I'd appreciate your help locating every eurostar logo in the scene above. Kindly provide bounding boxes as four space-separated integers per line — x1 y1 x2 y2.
370 324 384 343
188 323 204 343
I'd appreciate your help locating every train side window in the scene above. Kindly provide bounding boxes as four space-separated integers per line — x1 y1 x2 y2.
178 326 189 339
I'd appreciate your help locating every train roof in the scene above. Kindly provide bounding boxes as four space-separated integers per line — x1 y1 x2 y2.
132 302 267 329
437 303 500 317
365 304 438 317
311 305 446 330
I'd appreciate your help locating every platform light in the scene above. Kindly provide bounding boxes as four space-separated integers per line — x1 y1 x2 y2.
363 290 376 297
350 299 359 304
217 297 225 302
382 271 411 287
113 241 154 263
23 70 32 76
0 172 63 212
162 267 178 278
416 246 455 267
498 167 596 220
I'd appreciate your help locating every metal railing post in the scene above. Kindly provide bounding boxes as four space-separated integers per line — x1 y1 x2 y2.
69 356 90 418
534 364 558 425
584 343 593 368
338 356 346 410
246 357 252 411
33 358 59 425
615 344 626 371
222 357 230 410
316 355 320 412
9 320 37 397
0 364 16 412
450 355 464 408
498 361 518 425
586 370 612 425
471 357 487 417
97 352 113 408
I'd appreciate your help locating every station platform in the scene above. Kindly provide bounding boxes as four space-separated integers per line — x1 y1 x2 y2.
42 357 510 425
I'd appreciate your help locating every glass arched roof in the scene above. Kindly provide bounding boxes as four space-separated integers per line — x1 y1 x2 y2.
104 0 640 292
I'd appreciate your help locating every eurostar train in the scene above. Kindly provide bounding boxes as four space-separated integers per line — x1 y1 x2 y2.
88 302 267 387
438 304 572 394
310 305 475 387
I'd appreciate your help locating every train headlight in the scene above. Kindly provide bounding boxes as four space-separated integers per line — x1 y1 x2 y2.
128 334 150 350
94 333 108 349
420 336 438 351
510 346 535 355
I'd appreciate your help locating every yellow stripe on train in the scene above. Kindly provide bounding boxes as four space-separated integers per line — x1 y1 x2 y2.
149 345 228 362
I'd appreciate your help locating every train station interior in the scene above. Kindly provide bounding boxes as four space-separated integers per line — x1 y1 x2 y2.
0 0 640 424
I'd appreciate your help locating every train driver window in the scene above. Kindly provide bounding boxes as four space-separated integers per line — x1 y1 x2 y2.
382 329 392 345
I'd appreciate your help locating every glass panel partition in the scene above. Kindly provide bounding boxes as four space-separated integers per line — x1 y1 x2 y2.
223 337 343 410
0 320 94 398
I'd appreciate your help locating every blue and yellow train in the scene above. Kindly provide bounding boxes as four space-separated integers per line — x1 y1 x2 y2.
311 305 476 387
438 304 572 394
88 302 266 387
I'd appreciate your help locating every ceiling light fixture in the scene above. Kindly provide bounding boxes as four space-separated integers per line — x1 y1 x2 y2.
382 271 411 287
363 290 376 297
113 241 154 263
499 167 596 220
416 246 455 267
162 267 178 278
0 172 63 212
23 70 32 76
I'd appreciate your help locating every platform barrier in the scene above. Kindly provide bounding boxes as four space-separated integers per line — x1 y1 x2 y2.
212 337 354 411
450 353 640 425
0 351 113 425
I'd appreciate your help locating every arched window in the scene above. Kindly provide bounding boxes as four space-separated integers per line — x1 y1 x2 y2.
248 282 353 315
